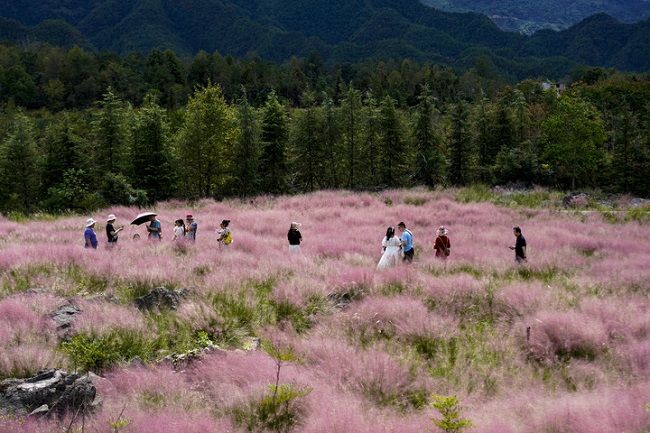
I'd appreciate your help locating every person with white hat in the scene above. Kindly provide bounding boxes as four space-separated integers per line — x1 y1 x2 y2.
288 222 302 253
434 226 450 259
106 214 123 247
84 218 98 249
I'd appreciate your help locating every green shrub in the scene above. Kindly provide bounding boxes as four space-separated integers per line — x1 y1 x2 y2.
429 394 474 433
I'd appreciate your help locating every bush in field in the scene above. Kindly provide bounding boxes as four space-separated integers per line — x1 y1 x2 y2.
429 394 474 433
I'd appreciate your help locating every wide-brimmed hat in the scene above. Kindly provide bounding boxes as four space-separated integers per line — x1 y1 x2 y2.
291 222 301 229
186 214 194 220
107 214 116 222
436 226 448 236
86 218 97 227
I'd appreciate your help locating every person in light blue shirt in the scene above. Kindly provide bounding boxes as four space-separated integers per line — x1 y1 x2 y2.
146 214 162 241
397 221 413 263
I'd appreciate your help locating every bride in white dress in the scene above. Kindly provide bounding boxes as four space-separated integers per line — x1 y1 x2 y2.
377 226 401 269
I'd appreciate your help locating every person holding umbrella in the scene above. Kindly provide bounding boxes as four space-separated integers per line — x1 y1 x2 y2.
130 212 161 241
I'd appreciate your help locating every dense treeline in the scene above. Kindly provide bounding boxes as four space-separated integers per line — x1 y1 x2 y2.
0 44 648 214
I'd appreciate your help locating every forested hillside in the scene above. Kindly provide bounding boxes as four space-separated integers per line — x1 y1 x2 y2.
0 0 648 75
421 0 650 34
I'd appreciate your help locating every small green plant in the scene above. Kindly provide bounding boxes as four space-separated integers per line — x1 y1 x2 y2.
233 340 312 432
60 335 119 373
107 406 131 432
429 394 474 433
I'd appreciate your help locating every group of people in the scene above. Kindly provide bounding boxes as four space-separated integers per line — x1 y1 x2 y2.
376 223 527 269
84 214 527 266
376 221 416 269
83 214 231 248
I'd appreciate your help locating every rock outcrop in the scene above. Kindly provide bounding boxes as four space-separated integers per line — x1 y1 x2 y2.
0 369 100 416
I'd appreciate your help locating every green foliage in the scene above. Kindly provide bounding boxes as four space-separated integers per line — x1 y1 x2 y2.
429 394 474 433
60 335 120 373
542 94 607 189
259 91 290 194
174 83 238 200
0 113 39 213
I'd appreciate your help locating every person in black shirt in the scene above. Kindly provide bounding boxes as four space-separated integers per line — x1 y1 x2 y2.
288 222 302 253
106 214 123 248
509 226 527 263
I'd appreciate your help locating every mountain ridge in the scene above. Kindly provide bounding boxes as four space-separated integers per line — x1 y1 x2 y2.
0 0 648 76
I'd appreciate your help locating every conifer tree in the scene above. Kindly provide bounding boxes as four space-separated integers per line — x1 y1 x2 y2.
0 113 39 212
448 101 473 186
378 95 404 187
130 93 175 203
92 87 127 176
233 88 261 197
412 85 444 186
174 83 238 199
259 90 289 194
340 84 362 189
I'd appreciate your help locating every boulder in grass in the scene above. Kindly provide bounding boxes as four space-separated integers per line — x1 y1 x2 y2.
50 304 81 329
133 287 191 311
0 369 100 417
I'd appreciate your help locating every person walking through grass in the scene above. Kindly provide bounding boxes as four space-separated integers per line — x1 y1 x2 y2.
288 222 303 253
434 226 451 259
509 226 527 264
106 214 123 248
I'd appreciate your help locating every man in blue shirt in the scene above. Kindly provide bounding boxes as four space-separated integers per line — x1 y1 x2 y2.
397 221 414 263
146 214 162 241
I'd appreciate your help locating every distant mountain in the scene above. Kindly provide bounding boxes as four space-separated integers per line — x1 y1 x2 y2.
419 0 650 34
0 0 648 76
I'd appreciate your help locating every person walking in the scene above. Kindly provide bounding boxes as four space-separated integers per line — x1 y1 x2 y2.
185 214 197 242
106 214 123 248
146 214 162 241
433 226 451 259
377 226 401 269
397 222 414 263
288 222 302 253
84 218 98 249
509 226 527 264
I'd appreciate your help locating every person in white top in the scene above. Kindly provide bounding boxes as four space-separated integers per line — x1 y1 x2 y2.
377 226 401 269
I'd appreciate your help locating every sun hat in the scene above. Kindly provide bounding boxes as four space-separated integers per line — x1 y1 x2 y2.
107 214 116 222
436 226 448 236
186 214 194 220
291 222 301 229
86 218 97 227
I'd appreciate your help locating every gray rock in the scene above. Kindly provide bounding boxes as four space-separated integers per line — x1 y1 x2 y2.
50 304 81 329
133 287 191 311
0 369 98 417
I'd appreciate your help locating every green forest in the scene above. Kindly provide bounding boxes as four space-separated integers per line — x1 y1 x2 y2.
0 43 649 215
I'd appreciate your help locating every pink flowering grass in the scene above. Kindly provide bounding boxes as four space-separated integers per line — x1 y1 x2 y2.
1 189 649 431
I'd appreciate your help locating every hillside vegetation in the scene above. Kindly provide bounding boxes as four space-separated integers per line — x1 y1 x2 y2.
0 0 649 73
0 188 649 432
421 0 650 34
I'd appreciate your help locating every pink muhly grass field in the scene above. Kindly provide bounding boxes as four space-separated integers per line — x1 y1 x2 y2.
1 189 649 432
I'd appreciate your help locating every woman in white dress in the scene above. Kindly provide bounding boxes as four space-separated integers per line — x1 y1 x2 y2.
377 226 401 269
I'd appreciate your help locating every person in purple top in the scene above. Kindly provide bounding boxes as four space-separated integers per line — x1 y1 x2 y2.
84 218 98 249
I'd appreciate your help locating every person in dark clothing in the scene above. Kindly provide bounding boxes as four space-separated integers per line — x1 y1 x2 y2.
509 226 527 264
288 222 302 253
106 214 123 247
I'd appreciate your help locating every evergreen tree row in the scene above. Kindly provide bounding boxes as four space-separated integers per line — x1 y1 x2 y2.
1 72 648 214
